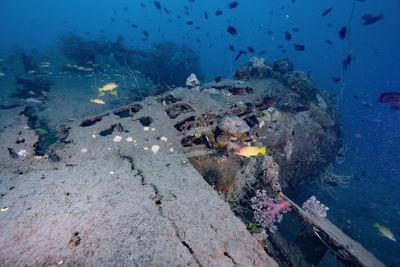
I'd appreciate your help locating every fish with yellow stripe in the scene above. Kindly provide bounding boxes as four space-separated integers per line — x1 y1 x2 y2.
98 82 118 96
374 222 396 242
234 146 266 158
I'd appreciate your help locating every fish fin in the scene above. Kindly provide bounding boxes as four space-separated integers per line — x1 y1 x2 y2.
259 146 266 155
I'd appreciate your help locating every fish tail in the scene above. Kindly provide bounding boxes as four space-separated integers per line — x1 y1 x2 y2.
373 222 380 228
110 90 117 96
259 146 266 155
98 87 103 92
90 99 94 102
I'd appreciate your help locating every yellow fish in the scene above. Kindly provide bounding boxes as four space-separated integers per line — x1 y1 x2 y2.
99 82 118 92
90 99 105 104
234 146 266 158
374 222 396 242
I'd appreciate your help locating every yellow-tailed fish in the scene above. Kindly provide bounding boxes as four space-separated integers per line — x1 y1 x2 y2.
98 91 105 97
90 99 105 104
110 89 117 96
234 146 266 158
98 82 118 92
374 222 396 242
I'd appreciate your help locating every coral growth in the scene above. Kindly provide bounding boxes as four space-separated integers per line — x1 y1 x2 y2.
216 116 250 150
251 189 291 232
261 155 281 192
302 195 329 217
218 116 250 136
247 57 272 78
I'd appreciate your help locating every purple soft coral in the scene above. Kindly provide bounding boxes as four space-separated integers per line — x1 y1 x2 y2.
251 189 291 232
302 195 329 217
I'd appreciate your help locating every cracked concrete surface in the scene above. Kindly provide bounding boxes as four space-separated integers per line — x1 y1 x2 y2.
0 86 277 266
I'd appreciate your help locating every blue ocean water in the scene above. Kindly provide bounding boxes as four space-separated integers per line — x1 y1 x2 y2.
0 0 399 265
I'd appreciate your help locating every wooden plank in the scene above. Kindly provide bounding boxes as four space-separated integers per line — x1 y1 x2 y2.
281 193 386 267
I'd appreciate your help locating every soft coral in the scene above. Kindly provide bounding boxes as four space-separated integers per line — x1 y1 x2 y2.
251 190 291 232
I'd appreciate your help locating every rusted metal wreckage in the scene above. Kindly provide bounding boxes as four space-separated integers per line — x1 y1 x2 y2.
78 81 385 266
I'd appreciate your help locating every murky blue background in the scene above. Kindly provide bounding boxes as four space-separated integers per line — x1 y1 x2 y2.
1 0 399 265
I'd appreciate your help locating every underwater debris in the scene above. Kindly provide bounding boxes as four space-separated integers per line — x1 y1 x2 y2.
165 103 194 119
113 104 143 118
80 114 109 127
156 94 181 105
186 73 200 88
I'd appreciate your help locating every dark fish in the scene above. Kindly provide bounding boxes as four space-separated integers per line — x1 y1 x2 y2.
353 95 359 100
229 2 239 8
259 50 266 55
322 8 332 16
110 18 115 22
195 26 200 30
184 5 189 10
354 175 362 182
362 13 384 25
140 3 145 7
8 148 18 159
154 1 161 10
227 25 238 35
278 45 284 48
294 44 305 51
267 30 273 35
186 21 193 25
361 170 366 177
285 32 292 40
339 26 347 39
229 45 235 51
215 76 224 83
204 12 208 19
124 7 128 12
215 10 223 16
131 24 137 28
84 32 90 35
292 28 299 32
234 52 242 61
331 76 341 83
376 92 400 104
391 105 400 111
282 50 287 53
326 40 333 44
234 50 246 61
343 53 352 69
142 30 149 37
196 38 200 42
248 47 255 53
189 0 195 2
164 8 169 14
